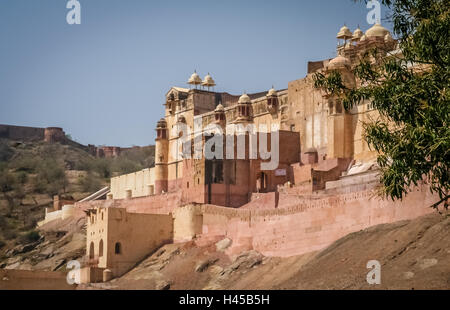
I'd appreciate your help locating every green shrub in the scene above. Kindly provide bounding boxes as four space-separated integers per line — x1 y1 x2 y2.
92 158 112 179
119 146 155 168
78 171 102 192
33 159 68 196
73 159 93 171
0 172 17 192
32 176 48 194
17 171 28 184
11 155 39 172
0 216 7 230
20 230 40 244
0 140 14 162
0 161 7 172
111 157 141 175
21 218 37 232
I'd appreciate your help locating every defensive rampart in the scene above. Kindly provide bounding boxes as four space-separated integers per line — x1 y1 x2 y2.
175 183 436 257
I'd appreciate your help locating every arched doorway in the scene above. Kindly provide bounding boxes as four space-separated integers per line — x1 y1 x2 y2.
89 242 94 259
115 242 121 255
257 172 268 192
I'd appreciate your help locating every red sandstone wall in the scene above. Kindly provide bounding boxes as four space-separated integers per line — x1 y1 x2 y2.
200 184 437 257
76 192 183 215
241 192 279 210
78 188 183 218
121 191 182 214
75 183 437 259
289 158 352 192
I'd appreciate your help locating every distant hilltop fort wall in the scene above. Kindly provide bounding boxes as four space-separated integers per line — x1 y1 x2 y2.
0 123 133 158
0 124 46 142
44 127 66 143
87 145 141 158
0 124 68 144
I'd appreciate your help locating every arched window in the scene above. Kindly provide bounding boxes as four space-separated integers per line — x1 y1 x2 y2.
89 242 94 259
99 240 104 257
115 242 121 255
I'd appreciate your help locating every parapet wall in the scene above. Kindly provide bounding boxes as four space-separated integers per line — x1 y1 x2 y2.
75 190 182 215
177 183 437 257
78 177 440 262
110 168 155 199
81 181 437 259
37 205 77 227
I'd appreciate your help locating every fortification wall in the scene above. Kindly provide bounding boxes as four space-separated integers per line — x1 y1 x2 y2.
249 186 435 257
120 191 182 214
38 205 82 227
44 127 65 143
173 206 203 242
110 168 155 199
77 179 436 262
75 191 183 215
180 183 436 257
240 192 279 210
0 124 45 141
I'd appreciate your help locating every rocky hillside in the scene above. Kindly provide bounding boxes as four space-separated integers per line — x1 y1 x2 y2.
78 211 449 290
0 138 154 260
0 215 86 272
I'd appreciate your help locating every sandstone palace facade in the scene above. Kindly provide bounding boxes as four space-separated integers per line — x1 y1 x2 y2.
63 24 438 283
109 23 397 206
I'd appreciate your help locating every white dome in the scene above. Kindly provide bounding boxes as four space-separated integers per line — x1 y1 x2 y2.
352 28 363 41
188 71 202 85
238 93 251 104
215 103 224 112
267 87 277 97
202 73 216 87
365 23 390 38
328 55 351 70
337 25 352 39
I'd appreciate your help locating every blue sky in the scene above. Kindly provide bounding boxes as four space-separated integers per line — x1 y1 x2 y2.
0 0 391 147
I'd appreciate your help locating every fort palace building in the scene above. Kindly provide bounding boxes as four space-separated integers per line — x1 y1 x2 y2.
52 24 438 283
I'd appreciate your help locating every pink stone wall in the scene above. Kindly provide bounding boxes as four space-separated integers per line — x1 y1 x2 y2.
119 192 182 214
292 163 314 184
75 191 182 215
76 182 438 259
241 192 279 210
289 158 352 193
199 184 437 257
